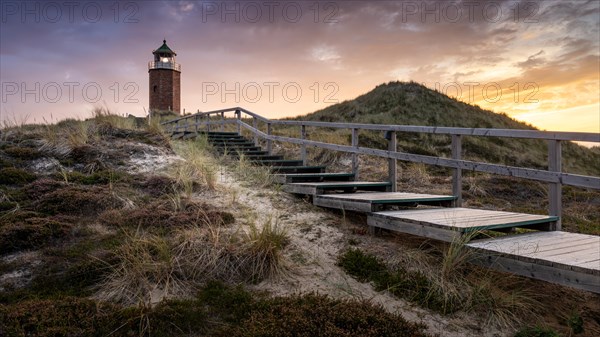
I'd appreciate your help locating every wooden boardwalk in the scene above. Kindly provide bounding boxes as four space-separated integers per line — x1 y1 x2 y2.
314 192 456 212
368 208 558 241
467 232 600 293
283 181 392 195
171 130 600 294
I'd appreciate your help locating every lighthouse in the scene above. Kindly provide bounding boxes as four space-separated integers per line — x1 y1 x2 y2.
148 40 181 114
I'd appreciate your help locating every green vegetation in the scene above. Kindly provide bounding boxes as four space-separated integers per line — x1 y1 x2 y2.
337 246 543 328
337 248 454 314
0 282 430 337
297 81 599 176
0 167 36 185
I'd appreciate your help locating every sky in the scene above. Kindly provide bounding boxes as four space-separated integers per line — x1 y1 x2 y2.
1 0 599 135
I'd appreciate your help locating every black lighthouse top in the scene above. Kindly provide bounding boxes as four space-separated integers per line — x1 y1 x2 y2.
153 39 177 57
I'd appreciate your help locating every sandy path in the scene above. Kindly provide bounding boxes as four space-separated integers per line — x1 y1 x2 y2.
196 164 507 337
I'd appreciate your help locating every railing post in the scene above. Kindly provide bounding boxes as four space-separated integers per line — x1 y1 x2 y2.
352 128 359 179
301 125 307 165
206 113 211 133
452 135 462 207
267 123 272 154
235 109 241 134
220 112 225 132
548 140 562 230
253 117 258 146
387 131 397 192
195 115 199 133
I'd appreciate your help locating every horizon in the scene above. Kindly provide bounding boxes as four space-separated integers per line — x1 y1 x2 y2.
1 1 599 135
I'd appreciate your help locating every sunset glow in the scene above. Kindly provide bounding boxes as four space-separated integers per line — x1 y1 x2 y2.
1 0 598 135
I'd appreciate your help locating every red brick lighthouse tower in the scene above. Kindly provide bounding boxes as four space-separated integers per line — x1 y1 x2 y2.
148 40 181 114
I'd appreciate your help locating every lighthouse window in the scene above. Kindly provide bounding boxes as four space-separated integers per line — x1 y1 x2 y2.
153 85 157 93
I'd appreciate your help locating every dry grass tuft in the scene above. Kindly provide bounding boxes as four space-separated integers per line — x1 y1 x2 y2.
95 229 187 306
242 218 289 281
232 154 274 188
171 140 218 193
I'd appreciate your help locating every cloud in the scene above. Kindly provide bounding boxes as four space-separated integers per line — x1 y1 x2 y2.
0 0 598 130
310 45 341 63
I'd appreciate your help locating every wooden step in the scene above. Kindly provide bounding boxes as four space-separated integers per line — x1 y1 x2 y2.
206 135 245 140
271 166 326 174
467 231 600 293
255 159 304 167
367 208 559 242
209 139 254 144
273 173 356 184
198 131 239 136
314 192 457 212
217 146 263 153
247 155 285 161
229 151 270 157
283 181 392 195
212 142 257 148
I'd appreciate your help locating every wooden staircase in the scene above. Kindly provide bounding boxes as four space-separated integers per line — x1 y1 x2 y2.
171 130 600 294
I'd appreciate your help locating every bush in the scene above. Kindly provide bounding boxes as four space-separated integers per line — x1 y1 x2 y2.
0 216 72 254
64 170 127 185
337 248 452 314
0 167 36 185
3 146 41 160
224 293 430 337
20 178 66 200
34 185 121 216
98 199 234 230
135 174 178 197
0 297 122 337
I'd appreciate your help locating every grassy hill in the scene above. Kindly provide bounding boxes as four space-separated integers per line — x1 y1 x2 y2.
296 81 599 176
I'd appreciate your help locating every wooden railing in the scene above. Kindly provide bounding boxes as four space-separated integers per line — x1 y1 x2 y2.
162 107 600 231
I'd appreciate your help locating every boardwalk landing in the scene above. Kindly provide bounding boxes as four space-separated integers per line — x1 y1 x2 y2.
314 192 456 212
467 232 600 293
175 131 600 294
368 208 558 242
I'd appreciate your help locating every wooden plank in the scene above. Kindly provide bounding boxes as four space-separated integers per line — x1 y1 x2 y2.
469 254 600 293
284 181 391 196
316 192 455 203
523 239 600 256
273 173 355 184
468 232 598 253
575 259 600 269
314 197 379 212
548 140 562 230
314 193 455 212
388 131 397 192
452 135 462 206
367 216 460 242
272 166 326 174
467 232 600 277
264 118 600 142
492 238 600 257
371 208 557 232
375 208 542 223
468 231 574 247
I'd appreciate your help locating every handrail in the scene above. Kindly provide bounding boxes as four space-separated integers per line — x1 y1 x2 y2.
162 107 600 142
162 106 600 231
236 119 599 189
